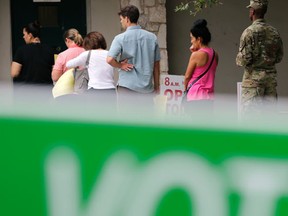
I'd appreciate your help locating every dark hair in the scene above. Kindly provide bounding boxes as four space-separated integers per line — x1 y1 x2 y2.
83 31 107 50
118 5 139 23
63 28 83 46
190 19 211 45
24 21 41 38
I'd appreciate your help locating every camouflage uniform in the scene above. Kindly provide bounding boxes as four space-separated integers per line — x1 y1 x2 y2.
236 1 283 115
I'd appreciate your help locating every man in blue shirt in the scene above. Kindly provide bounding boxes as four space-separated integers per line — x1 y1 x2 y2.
107 5 160 112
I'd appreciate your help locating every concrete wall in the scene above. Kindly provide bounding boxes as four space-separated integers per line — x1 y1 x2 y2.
87 0 120 48
167 0 288 97
0 0 12 84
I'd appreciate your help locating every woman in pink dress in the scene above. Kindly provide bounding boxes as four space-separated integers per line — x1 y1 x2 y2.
183 19 219 114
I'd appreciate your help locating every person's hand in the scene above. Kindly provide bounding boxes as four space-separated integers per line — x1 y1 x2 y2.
189 45 197 53
190 45 193 52
120 59 134 71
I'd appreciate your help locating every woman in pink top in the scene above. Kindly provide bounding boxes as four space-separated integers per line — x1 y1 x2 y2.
52 28 85 82
183 19 219 114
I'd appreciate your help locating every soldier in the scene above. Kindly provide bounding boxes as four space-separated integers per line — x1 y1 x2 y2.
236 0 283 117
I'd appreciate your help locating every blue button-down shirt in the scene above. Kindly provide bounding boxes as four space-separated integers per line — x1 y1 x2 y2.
108 26 161 93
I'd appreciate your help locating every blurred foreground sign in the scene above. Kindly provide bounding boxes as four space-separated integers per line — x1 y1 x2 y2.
1 117 288 216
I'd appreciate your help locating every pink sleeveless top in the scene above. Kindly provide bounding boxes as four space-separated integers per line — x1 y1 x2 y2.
187 47 217 101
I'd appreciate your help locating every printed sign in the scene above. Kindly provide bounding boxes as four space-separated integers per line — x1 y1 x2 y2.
160 74 185 115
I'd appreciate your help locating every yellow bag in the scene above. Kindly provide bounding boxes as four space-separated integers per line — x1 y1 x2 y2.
52 68 75 98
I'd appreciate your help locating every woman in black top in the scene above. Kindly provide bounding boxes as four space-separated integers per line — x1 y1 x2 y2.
11 21 54 85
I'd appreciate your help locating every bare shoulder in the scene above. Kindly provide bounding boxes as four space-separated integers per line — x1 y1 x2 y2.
191 50 208 66
191 50 207 60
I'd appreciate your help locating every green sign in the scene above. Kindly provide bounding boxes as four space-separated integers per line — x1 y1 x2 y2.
1 116 288 216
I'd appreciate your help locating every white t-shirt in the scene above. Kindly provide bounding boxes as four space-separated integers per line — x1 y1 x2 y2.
66 50 115 89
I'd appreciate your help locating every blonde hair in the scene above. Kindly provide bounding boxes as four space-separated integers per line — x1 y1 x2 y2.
63 28 83 46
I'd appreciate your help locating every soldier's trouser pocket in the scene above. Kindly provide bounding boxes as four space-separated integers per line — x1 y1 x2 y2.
242 71 265 87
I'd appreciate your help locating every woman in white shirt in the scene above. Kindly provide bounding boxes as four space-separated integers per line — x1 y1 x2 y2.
66 31 116 107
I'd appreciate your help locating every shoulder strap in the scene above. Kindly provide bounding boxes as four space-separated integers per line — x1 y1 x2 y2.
85 50 92 67
186 49 215 92
73 50 92 78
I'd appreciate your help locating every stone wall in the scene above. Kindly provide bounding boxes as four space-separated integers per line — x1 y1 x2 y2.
120 0 168 74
